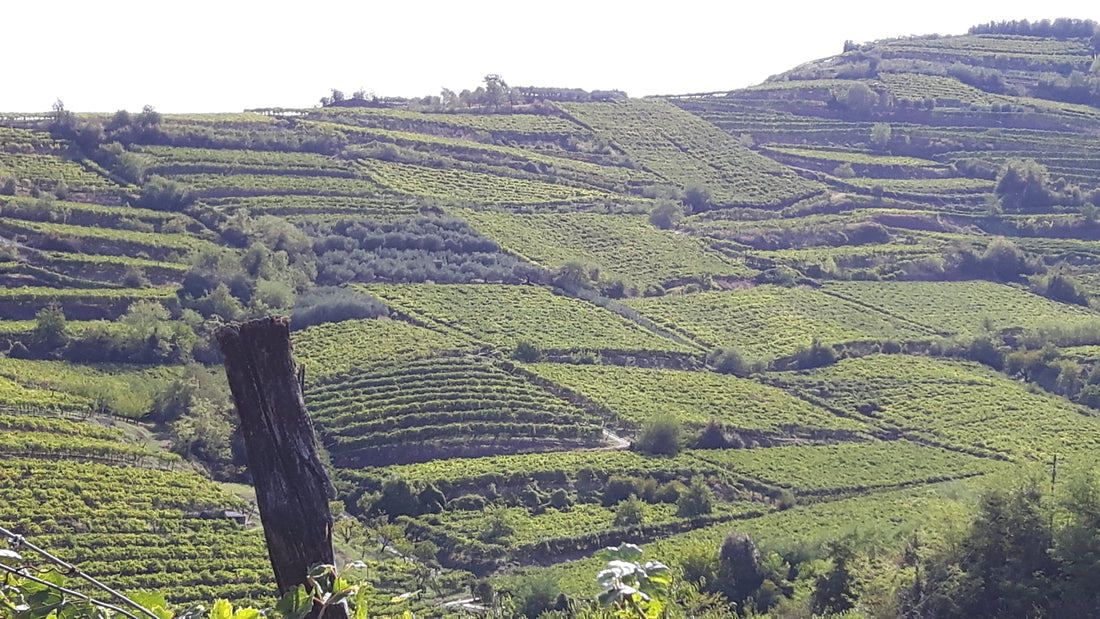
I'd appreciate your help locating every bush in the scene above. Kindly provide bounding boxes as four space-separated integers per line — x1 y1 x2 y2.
655 481 686 504
677 476 715 517
448 494 487 511
968 336 1005 370
695 419 730 449
602 476 640 506
8 341 30 359
793 339 838 369
683 183 713 211
290 286 389 330
512 340 541 363
636 417 682 456
614 496 647 527
718 532 765 604
138 175 192 211
708 347 749 376
648 201 684 229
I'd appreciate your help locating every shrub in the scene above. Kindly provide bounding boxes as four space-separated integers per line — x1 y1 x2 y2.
290 286 389 330
512 340 541 363
636 416 682 456
138 175 192 211
8 341 30 359
655 481 686 504
708 347 749 376
793 339 838 369
648 201 684 229
695 419 730 449
614 496 647 527
677 476 715 517
602 476 640 506
448 494 487 511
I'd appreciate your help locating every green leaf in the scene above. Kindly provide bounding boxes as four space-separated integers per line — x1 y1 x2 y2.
208 599 233 619
274 585 313 619
130 591 174 619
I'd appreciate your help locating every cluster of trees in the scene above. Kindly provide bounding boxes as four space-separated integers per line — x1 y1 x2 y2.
968 18 1099 42
289 286 389 330
900 473 1100 617
306 216 544 286
326 76 629 115
8 301 201 365
1034 68 1100 107
149 363 245 479
995 158 1100 212
179 214 316 322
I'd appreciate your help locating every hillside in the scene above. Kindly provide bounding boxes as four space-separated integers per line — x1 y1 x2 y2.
3 17 1100 616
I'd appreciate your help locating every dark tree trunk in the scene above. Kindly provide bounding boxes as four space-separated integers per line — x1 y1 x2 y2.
216 317 345 617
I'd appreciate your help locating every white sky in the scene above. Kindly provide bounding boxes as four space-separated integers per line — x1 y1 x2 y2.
2 0 1097 113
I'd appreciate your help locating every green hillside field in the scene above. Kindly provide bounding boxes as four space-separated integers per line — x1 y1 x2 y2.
5 17 1100 617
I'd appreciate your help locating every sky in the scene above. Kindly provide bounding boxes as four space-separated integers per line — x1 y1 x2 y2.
2 0 1097 113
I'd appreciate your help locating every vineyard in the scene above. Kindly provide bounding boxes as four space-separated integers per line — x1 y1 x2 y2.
6 19 1100 616
458 210 754 289
557 100 825 208
362 283 697 354
625 286 936 361
822 280 1100 337
307 357 605 467
522 363 868 434
0 458 272 604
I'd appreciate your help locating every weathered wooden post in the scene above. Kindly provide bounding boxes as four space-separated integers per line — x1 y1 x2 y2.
216 317 346 618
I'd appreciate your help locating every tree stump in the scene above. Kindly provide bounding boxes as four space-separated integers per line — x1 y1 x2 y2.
216 317 345 617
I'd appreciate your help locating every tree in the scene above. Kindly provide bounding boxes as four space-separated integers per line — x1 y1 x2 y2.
695 419 730 449
708 347 749 376
870 122 892 150
551 261 591 291
138 175 192 211
811 539 856 615
613 496 646 526
648 201 683 229
371 478 421 519
842 83 876 118
636 416 682 456
511 340 541 363
33 303 68 347
718 532 765 607
135 104 162 128
677 476 715 517
996 159 1051 211
683 182 713 212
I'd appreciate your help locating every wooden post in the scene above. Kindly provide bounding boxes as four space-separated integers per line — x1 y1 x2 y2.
216 317 345 617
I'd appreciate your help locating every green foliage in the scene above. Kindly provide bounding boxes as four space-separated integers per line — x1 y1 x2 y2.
594 544 671 618
512 340 542 363
706 348 749 376
870 122 892 150
717 532 765 607
676 477 714 518
138 175 193 211
647 202 683 230
289 286 389 330
635 417 682 457
365 283 693 354
614 496 647 527
32 303 68 347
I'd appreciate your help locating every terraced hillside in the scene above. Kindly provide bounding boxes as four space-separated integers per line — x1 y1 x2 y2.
5 19 1100 615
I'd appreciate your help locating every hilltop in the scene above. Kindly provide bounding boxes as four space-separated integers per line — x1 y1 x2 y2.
3 17 1100 617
